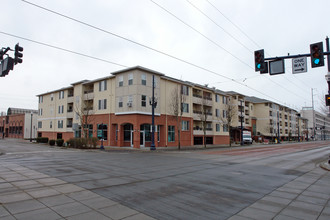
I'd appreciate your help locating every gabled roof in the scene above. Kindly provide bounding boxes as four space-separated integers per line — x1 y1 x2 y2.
245 96 270 103
111 66 165 76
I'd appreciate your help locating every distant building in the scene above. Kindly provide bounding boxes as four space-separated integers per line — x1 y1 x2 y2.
0 107 38 139
300 107 330 140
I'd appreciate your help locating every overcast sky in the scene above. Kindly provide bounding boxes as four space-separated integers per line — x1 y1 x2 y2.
1 0 330 113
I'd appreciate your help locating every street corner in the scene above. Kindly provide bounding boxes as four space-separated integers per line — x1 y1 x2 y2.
320 160 330 171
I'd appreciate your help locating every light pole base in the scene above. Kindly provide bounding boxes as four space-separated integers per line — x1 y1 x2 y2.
150 144 156 151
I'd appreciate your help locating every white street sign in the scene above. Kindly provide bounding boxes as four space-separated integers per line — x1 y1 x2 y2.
325 73 330 81
292 57 307 74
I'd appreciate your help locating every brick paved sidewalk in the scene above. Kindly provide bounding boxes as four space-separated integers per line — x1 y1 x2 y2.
228 166 330 220
0 162 155 220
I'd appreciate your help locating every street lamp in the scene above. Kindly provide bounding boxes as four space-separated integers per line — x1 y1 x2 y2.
30 112 33 142
100 123 104 150
2 117 5 139
150 75 157 151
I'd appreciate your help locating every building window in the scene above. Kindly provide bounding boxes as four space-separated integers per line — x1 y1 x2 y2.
140 124 151 142
128 73 133 85
141 95 146 107
181 85 189 96
38 121 42 128
39 108 43 116
98 99 107 110
118 97 123 108
58 105 64 114
58 120 63 129
50 121 52 129
182 103 189 113
216 124 220 132
51 94 54 101
168 126 175 142
39 96 43 103
123 124 133 141
118 75 123 87
59 91 64 99
215 109 220 117
223 124 228 132
99 80 107 91
141 74 146 86
182 121 189 131
223 110 227 118
215 94 220 102
97 124 108 140
222 96 228 104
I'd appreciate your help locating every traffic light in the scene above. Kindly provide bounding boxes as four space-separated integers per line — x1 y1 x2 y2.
325 94 330 106
310 42 324 68
254 49 264 72
0 57 14 77
14 43 23 64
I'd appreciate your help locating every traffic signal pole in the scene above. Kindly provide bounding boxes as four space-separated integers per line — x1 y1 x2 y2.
325 37 330 114
264 52 330 61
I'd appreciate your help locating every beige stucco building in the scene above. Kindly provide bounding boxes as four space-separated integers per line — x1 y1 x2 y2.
37 66 232 148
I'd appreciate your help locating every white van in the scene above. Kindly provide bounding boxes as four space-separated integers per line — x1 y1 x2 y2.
243 131 253 145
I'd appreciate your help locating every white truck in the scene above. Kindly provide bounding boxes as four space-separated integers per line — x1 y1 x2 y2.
243 131 253 145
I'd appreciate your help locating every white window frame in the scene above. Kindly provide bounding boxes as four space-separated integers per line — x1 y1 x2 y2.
118 75 123 87
128 73 133 85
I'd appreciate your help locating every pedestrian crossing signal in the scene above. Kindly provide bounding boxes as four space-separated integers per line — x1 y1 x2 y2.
325 94 330 106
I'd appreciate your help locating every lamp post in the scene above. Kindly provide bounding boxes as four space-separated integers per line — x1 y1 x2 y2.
100 123 104 150
2 117 5 139
239 100 244 146
150 75 157 151
277 111 281 144
30 112 33 142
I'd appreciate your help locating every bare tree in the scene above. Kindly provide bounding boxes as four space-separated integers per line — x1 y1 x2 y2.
74 94 95 138
198 94 211 148
169 85 186 150
217 97 237 147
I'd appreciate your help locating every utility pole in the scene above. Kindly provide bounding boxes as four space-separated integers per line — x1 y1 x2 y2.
240 100 244 146
277 111 281 144
325 37 330 114
311 88 316 140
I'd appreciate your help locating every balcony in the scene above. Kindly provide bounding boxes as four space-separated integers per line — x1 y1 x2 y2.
193 126 213 135
67 96 74 103
83 91 94 100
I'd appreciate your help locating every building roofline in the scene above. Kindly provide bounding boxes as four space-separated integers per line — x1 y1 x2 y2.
111 66 165 76
37 86 74 97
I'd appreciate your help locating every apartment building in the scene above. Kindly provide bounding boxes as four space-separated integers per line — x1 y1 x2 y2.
37 66 231 148
0 108 38 139
245 97 304 141
300 107 330 140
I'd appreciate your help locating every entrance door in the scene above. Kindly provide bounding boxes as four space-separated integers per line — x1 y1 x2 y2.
130 131 134 147
140 131 145 148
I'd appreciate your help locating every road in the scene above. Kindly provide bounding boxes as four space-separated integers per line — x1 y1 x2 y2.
0 139 329 220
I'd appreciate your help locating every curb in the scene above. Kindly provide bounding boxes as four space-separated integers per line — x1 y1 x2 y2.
320 161 330 171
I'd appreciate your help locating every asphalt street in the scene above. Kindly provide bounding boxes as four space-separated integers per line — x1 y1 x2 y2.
0 139 329 220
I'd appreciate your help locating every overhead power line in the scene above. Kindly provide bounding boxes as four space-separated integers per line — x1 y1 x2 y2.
205 0 261 48
204 0 311 97
20 0 301 107
0 31 128 68
150 0 253 69
185 0 253 53
150 0 308 101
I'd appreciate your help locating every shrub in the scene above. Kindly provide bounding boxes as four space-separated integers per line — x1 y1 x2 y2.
89 137 98 149
56 139 64 147
36 137 49 143
67 137 99 149
49 139 55 146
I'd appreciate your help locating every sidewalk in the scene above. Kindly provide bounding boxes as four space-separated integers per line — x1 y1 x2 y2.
0 161 155 220
228 165 330 220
